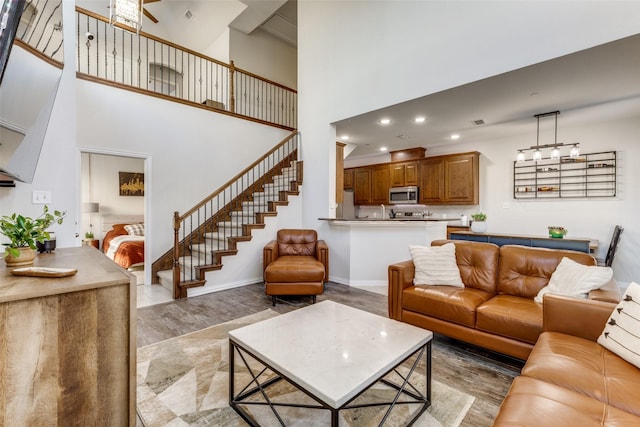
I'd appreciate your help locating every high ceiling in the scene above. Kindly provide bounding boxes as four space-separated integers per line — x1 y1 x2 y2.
336 33 640 159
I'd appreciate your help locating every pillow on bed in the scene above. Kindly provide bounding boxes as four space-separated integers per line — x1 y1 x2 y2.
124 223 144 236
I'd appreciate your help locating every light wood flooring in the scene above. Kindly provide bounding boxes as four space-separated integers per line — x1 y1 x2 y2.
137 282 523 426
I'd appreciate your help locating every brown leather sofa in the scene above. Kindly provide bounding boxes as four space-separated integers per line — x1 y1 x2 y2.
263 229 329 306
493 294 640 426
388 239 620 360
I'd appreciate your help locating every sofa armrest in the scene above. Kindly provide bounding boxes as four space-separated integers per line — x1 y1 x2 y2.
316 240 329 281
263 240 279 274
388 260 415 320
543 294 616 342
588 278 621 303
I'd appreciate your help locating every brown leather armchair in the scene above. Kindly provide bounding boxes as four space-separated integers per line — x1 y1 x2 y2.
263 229 329 306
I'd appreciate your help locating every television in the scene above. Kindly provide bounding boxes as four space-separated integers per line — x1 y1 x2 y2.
0 0 26 85
0 0 62 183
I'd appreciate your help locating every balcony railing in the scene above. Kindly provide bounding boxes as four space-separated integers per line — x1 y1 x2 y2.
75 7 297 129
17 0 64 63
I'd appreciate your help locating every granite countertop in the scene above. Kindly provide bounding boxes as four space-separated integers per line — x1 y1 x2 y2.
319 217 468 226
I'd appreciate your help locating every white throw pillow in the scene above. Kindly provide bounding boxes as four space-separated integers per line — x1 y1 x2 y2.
409 243 464 287
597 282 640 369
534 257 613 303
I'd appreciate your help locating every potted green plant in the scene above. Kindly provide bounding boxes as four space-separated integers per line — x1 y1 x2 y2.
0 206 66 266
85 231 94 239
471 212 487 233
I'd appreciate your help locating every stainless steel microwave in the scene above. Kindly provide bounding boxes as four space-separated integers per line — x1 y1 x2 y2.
389 186 419 204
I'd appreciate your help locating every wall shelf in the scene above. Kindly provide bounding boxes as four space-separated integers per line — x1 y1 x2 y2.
513 151 616 199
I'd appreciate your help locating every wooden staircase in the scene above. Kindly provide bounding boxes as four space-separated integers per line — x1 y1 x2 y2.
152 131 301 299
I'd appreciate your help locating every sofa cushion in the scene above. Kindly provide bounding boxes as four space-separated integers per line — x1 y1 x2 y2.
523 331 640 417
409 243 463 287
598 282 640 369
476 295 542 344
264 256 325 283
493 376 640 427
431 240 499 294
277 229 317 256
535 257 613 303
402 286 492 328
497 245 596 299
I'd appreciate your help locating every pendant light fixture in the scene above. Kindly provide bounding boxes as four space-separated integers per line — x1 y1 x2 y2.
516 111 580 162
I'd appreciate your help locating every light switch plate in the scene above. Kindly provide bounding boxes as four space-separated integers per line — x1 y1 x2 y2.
32 190 51 204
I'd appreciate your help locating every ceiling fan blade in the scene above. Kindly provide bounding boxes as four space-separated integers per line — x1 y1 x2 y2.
143 7 159 23
143 0 161 3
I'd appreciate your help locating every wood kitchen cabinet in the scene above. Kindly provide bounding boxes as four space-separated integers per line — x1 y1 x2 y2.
420 152 479 205
350 164 390 205
343 168 354 190
371 164 390 204
390 161 419 187
353 167 372 204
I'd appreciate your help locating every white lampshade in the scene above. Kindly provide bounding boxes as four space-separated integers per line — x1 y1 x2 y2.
83 202 100 213
533 149 542 161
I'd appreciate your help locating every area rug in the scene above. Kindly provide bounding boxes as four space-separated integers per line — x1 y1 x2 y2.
137 309 475 426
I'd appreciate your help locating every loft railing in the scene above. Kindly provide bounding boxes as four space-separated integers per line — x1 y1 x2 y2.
75 7 297 129
162 131 300 299
17 0 64 63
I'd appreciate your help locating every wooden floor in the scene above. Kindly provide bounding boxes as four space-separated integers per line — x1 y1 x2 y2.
137 282 523 426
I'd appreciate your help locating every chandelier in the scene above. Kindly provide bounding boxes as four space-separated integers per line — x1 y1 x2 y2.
109 0 143 34
516 111 580 162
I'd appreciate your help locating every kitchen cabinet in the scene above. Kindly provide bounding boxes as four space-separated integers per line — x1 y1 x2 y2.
390 161 419 187
344 168 354 190
351 164 390 205
353 167 371 205
420 152 479 205
371 164 390 204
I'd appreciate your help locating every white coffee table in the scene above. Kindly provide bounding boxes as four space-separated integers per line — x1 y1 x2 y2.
229 300 433 426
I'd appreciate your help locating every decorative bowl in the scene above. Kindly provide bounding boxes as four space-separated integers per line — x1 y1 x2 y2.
548 226 567 239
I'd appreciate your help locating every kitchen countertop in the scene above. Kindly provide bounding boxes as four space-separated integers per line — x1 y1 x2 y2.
320 218 467 226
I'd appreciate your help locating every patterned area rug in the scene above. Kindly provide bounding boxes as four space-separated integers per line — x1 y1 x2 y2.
137 309 475 426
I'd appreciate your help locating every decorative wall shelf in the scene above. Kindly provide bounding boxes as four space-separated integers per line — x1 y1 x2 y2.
513 151 616 199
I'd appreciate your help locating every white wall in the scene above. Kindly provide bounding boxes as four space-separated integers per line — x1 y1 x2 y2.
298 2 640 286
229 28 297 89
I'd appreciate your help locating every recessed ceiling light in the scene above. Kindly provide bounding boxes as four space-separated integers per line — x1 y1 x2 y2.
379 118 391 125
380 147 388 151
414 116 426 123
451 134 460 140
340 135 350 140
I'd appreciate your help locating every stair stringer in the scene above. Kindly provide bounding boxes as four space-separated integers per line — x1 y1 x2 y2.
160 186 303 297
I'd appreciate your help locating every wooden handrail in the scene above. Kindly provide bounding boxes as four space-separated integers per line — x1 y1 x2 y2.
14 40 64 70
179 130 299 221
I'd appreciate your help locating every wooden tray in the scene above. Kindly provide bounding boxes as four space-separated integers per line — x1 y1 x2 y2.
11 267 78 278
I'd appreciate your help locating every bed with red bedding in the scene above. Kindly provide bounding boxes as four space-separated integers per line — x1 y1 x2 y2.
102 223 144 269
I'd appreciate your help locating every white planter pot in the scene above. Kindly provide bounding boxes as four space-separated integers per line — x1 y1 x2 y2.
471 221 487 233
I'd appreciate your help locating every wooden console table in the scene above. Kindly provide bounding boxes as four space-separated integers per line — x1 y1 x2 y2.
0 246 135 425
449 231 596 254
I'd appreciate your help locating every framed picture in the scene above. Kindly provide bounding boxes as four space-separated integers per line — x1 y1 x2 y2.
119 172 144 196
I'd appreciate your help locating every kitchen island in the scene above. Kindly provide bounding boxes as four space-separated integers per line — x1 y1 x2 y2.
320 218 447 288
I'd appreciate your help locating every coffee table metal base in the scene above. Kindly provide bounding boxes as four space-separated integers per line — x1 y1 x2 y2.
229 339 431 426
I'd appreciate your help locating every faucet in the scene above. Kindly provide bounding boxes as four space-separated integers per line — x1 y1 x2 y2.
381 204 386 219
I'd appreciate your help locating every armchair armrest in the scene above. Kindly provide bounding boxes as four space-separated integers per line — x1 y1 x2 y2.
388 260 415 320
316 240 329 281
543 294 616 342
263 240 279 274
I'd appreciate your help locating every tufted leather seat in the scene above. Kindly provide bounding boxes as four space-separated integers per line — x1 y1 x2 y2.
263 229 329 305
